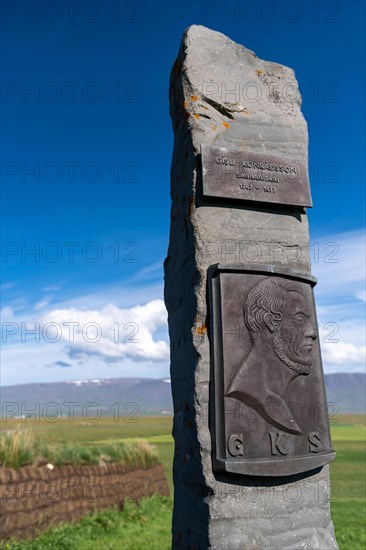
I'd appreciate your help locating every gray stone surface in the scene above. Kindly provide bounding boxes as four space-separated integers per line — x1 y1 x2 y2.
165 25 338 549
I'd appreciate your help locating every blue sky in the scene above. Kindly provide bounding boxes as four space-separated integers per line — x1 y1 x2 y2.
1 0 365 386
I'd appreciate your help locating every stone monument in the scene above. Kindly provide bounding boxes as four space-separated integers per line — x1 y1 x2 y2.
164 25 338 549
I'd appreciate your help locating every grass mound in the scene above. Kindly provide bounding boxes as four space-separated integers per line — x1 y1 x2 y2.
0 429 158 469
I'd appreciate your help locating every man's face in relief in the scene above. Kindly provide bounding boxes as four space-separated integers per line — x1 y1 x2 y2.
276 290 317 370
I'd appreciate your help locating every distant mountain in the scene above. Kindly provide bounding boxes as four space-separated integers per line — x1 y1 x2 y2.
0 373 365 418
0 378 173 417
323 373 365 414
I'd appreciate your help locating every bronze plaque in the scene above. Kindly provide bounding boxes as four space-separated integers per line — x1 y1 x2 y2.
208 264 335 477
201 146 312 207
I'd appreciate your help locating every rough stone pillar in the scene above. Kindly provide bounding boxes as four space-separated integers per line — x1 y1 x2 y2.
164 25 338 550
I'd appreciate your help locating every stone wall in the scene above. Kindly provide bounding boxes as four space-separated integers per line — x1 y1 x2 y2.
0 463 169 541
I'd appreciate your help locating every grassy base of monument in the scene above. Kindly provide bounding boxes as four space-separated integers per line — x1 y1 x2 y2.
1 415 364 550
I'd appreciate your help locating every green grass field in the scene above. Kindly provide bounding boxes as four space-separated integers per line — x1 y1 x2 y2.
1 414 365 549
328 416 365 549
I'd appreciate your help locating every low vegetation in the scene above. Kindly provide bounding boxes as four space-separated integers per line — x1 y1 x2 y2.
1 415 364 549
0 429 158 469
0 494 172 550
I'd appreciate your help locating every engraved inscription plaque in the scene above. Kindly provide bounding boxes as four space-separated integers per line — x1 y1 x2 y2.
208 264 335 476
202 146 312 207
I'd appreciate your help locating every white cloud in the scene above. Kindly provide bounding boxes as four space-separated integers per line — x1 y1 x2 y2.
1 277 170 385
311 229 365 300
42 284 62 292
0 306 17 320
311 229 365 373
322 342 366 365
40 299 169 362
1 231 364 384
34 296 53 311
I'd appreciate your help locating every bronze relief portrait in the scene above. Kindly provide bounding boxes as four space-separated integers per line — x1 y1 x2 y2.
226 277 317 435
208 266 335 477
